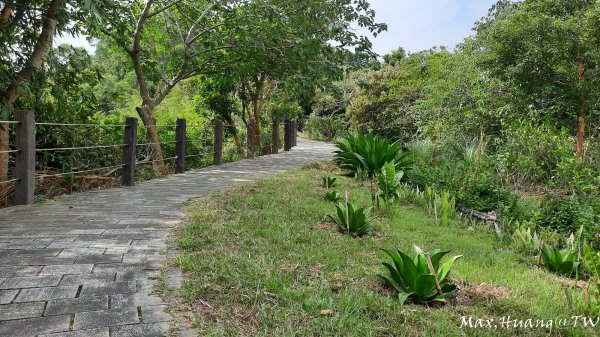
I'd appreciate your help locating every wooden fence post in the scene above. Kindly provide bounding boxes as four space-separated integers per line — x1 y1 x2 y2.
175 118 186 173
292 121 297 147
213 120 223 165
122 117 138 186
247 119 255 159
272 120 279 154
14 110 35 205
284 119 291 151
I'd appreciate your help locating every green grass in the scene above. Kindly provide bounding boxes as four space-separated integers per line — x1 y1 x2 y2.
176 164 596 336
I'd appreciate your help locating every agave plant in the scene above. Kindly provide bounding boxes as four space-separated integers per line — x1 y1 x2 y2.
322 176 337 190
327 202 373 236
540 244 579 276
375 162 404 208
333 134 411 180
323 191 342 203
378 246 462 304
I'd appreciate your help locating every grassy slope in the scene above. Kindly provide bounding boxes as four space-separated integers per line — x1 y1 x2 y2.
176 164 595 337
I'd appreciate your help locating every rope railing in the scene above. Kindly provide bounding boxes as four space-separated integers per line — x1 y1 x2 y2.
0 178 19 185
36 164 125 179
36 144 126 152
135 156 178 165
4 113 298 206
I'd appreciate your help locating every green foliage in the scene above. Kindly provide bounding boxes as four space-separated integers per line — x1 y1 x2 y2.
327 202 373 237
378 246 462 305
512 225 559 254
375 162 404 208
304 114 348 142
539 195 599 239
540 244 579 276
333 134 410 180
584 246 600 293
321 176 337 189
323 191 342 203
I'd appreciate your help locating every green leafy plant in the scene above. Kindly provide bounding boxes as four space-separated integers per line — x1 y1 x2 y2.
378 246 462 304
375 162 404 208
333 133 411 180
327 201 373 236
540 244 579 276
323 191 342 203
322 176 337 189
512 225 558 253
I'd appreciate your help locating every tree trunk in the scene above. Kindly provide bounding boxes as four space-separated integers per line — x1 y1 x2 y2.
223 114 244 155
576 62 586 163
0 0 61 205
136 104 165 172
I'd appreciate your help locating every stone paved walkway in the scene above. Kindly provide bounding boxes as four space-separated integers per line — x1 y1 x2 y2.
0 138 335 337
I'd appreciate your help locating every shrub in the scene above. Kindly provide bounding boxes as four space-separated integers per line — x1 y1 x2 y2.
333 134 411 180
378 246 462 304
304 114 348 141
539 195 598 239
375 162 404 208
327 202 373 236
540 244 579 276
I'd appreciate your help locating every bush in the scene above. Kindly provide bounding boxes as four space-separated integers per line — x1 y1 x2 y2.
539 195 599 240
304 114 348 141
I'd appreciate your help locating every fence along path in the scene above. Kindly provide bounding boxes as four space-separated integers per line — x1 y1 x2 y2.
0 137 335 336
1 110 300 205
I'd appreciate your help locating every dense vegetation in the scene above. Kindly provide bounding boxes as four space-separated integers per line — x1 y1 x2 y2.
305 1 600 262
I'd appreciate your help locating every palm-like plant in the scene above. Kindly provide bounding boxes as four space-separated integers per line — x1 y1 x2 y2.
327 202 373 236
540 244 579 276
323 191 342 203
322 176 337 189
375 162 404 208
333 134 411 180
378 246 462 304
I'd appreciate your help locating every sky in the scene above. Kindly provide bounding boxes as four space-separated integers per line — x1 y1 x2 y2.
367 0 498 55
56 0 499 56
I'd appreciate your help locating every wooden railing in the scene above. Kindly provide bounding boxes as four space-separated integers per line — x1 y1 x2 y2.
0 111 298 205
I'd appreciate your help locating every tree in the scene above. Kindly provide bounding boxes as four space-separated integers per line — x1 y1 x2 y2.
0 0 105 204
477 0 600 162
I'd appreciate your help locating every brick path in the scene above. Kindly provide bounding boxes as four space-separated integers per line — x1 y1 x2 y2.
0 138 335 337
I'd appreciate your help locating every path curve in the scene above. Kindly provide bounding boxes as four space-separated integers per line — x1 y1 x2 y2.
0 138 335 337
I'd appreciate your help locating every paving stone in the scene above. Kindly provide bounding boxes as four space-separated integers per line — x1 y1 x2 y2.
67 229 106 235
140 305 171 323
0 301 45 320
79 281 136 297
40 264 94 275
46 296 108 316
0 275 61 289
0 265 42 276
0 314 70 336
39 327 110 337
110 323 170 337
15 285 79 303
110 293 164 309
59 273 115 285
58 248 106 258
0 289 18 304
73 308 139 330
26 256 77 265
75 254 122 264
